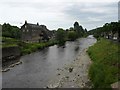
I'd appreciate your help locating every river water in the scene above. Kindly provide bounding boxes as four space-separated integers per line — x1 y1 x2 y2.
2 35 96 88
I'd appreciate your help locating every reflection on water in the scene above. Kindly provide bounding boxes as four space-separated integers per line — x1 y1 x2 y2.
2 35 96 88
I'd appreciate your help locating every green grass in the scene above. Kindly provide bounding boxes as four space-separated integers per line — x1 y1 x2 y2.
20 40 58 55
87 38 120 88
2 37 19 48
1 37 58 55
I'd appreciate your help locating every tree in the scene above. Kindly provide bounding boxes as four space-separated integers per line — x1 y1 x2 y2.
67 31 77 41
56 28 66 45
88 21 120 41
73 21 85 37
2 23 21 39
84 28 87 33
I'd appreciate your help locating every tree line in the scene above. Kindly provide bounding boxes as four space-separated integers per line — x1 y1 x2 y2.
56 21 87 45
2 23 21 39
88 21 120 42
2 21 87 44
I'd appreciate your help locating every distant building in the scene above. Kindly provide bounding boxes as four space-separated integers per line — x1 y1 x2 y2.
21 21 52 43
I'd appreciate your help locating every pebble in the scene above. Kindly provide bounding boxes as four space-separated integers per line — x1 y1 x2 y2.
65 76 69 79
69 67 73 72
57 73 60 76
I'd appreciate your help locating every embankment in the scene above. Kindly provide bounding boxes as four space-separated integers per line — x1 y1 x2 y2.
1 46 21 69
87 38 119 88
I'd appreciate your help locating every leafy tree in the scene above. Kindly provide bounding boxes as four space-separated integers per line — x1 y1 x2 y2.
69 27 74 31
73 21 85 37
88 22 120 41
2 23 21 39
67 31 77 41
56 28 66 45
84 28 87 32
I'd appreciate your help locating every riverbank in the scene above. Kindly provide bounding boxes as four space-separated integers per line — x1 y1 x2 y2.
47 48 93 88
1 37 58 70
87 38 119 88
20 39 58 55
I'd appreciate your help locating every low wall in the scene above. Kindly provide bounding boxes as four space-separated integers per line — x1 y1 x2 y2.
2 46 21 62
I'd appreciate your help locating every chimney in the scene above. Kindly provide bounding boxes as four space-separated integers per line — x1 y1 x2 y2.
25 20 27 24
37 22 39 25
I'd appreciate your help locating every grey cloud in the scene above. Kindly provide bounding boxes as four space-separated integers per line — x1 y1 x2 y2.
62 2 118 30
0 0 118 30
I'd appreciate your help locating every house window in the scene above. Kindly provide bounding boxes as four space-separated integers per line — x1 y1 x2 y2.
23 30 25 32
25 25 27 28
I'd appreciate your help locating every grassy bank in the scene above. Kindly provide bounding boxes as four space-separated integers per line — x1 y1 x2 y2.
2 37 58 55
2 37 19 48
87 38 119 88
20 40 58 55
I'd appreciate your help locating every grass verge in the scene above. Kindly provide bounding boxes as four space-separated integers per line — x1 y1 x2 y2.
87 38 120 88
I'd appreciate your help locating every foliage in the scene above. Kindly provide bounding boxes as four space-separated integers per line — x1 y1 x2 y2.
2 23 21 39
2 37 19 48
20 40 58 55
67 31 77 41
74 21 85 37
87 38 120 88
1 21 87 55
88 22 120 41
56 28 66 45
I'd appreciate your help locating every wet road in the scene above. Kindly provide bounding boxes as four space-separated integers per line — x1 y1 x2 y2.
2 35 96 88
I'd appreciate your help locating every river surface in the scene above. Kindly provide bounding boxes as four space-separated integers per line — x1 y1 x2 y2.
2 35 96 88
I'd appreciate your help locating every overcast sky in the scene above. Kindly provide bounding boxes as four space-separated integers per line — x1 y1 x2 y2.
0 0 119 30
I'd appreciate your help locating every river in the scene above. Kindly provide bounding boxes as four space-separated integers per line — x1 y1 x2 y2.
2 35 96 88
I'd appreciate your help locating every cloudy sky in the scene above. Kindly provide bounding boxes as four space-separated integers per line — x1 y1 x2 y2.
0 0 119 30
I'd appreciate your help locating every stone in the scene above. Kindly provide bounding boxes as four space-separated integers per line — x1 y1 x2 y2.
111 81 120 88
57 68 60 70
57 73 60 76
65 76 69 79
10 64 15 67
16 61 22 65
69 67 73 72
2 68 10 72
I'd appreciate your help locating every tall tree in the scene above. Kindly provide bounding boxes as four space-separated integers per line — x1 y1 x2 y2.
74 21 84 37
2 23 21 39
56 28 66 44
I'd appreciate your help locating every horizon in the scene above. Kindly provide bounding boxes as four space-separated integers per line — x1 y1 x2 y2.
0 0 119 31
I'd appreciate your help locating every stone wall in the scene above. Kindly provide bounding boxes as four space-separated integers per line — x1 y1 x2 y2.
2 46 21 62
